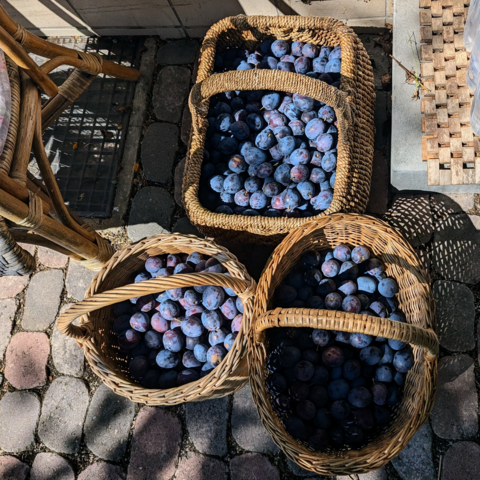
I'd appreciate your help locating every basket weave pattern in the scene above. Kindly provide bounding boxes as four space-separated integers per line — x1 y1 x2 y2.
57 234 256 405
183 15 376 243
249 214 437 475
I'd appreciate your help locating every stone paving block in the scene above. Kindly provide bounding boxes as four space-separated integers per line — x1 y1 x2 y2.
66 261 96 301
391 423 435 480
157 39 198 65
141 123 179 183
4 332 49 389
84 384 136 461
441 441 480 480
127 187 174 242
431 193 475 219
172 217 201 236
469 214 480 230
22 270 64 331
127 407 181 480
0 392 40 452
174 452 227 480
287 458 316 477
30 453 74 480
230 453 280 480
232 384 279 453
0 275 29 299
153 66 191 123
384 193 433 247
430 355 478 439
0 455 30 479
52 309 84 377
38 376 89 454
18 242 36 256
78 462 125 480
186 397 228 456
181 107 191 145
366 150 389 215
432 214 480 284
433 281 475 352
0 298 15 360
174 157 186 207
37 247 68 268
338 468 387 480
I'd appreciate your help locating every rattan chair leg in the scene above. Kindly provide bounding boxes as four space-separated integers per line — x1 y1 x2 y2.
0 217 35 275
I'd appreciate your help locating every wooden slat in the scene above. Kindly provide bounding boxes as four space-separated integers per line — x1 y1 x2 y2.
442 7 454 25
437 108 449 126
420 0 432 7
433 34 444 50
433 17 445 33
451 157 464 183
421 44 434 61
420 26 433 43
427 158 441 184
476 158 480 183
431 1 443 16
439 168 452 185
420 10 433 25
452 0 466 15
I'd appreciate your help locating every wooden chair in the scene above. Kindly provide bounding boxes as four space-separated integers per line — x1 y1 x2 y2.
0 6 141 276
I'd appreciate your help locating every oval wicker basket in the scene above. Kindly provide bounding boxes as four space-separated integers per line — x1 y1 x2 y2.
249 214 438 475
183 15 375 244
57 234 256 405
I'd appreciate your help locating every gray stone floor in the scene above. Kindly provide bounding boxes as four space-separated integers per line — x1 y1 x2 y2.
0 36 480 480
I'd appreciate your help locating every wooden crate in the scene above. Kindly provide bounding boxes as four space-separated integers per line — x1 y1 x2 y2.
419 0 480 185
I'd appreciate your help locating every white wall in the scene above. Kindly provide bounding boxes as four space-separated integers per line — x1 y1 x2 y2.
4 0 392 38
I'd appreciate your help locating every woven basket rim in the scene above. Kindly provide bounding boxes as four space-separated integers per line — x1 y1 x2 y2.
248 213 437 475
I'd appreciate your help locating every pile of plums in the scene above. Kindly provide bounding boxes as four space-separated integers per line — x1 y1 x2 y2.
265 244 414 450
112 253 243 389
199 39 342 218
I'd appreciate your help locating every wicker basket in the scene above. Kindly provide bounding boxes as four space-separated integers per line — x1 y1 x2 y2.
57 234 256 405
249 214 437 475
183 15 375 244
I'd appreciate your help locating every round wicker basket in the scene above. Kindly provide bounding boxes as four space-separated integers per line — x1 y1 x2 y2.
57 234 256 405
183 15 375 244
249 214 437 475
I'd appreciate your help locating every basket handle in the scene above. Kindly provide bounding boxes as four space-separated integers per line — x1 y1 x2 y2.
189 69 353 137
254 308 438 361
58 272 256 341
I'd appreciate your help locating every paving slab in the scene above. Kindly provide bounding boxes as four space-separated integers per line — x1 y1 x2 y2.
52 309 84 377
37 247 68 268
430 355 478 439
78 462 125 480
153 66 191 123
287 458 317 477
38 376 89 454
391 0 478 192
0 392 40 452
174 157 186 207
30 453 74 480
433 281 475 352
338 468 387 480
127 407 181 480
232 383 279 453
442 441 480 480
229 453 280 480
172 217 201 236
65 262 96 301
84 384 136 461
181 107 191 145
174 452 227 480
185 397 228 456
432 214 480 284
157 39 198 65
127 187 174 242
22 269 64 331
431 193 475 215
4 332 49 389
366 151 389 215
0 298 15 360
391 423 435 480
0 456 30 479
0 275 29 299
141 122 179 183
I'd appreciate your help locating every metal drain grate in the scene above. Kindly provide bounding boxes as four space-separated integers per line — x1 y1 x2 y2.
37 36 142 218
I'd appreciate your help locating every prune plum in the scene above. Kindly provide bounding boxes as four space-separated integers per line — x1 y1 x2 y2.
328 379 350 400
329 172 336 189
343 359 362 380
218 137 238 155
353 408 374 431
144 330 162 349
386 384 400 406
184 289 200 307
247 53 262 65
388 338 406 351
271 39 289 57
369 301 387 318
145 256 163 275
280 346 302 368
286 416 308 440
210 175 225 193
209 328 227 346
311 366 329 386
135 272 151 283
342 295 362 314
375 365 393 383
151 313 169 333
315 133 334 152
249 191 268 209
181 351 202 370
296 399 316 421
374 405 391 428
329 46 342 59
256 162 274 178
314 409 332 430
277 61 295 72
307 296 325 309
288 119 306 136
365 258 384 276
303 268 322 286
302 348 321 365
185 336 201 350
237 60 252 71
338 280 357 296
155 267 173 278
289 381 310 401
224 332 237 351
229 121 250 141
206 344 227 366
261 93 281 110
180 317 204 338
311 190 333 210
173 263 193 275
294 360 315 382
246 113 264 132
317 278 336 295
201 362 215 377
261 39 274 54
357 276 377 294
359 346 382 365
166 288 185 302
223 173 243 194
322 346 345 367
319 150 336 172
335 332 351 344
333 244 351 262
231 314 243 333
130 313 149 332
310 329 329 347
177 369 200 386
349 333 372 348
281 188 300 211
266 372 287 394
351 246 371 264
305 118 326 139
293 94 314 112
156 349 180 369
348 386 372 408
255 128 276 150
243 144 267 165
113 315 131 335
201 310 223 331
280 54 296 64
202 286 225 311
393 349 414 373
234 109 248 122
290 148 310 165
394 371 406 387
244 177 261 193
378 278 399 298
319 105 336 123
325 292 342 309
261 56 278 69
186 252 203 266
193 343 208 363
371 383 388 405
159 300 180 321
294 56 311 73
277 135 296 156
289 165 308 183
321 259 340 277
215 113 233 132
129 356 149 379
331 400 351 420
291 41 305 56
163 330 185 352
326 58 341 73
313 56 328 73
302 43 318 58
379 344 394 365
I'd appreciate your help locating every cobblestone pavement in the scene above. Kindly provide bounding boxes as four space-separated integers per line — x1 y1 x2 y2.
1 36 480 480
